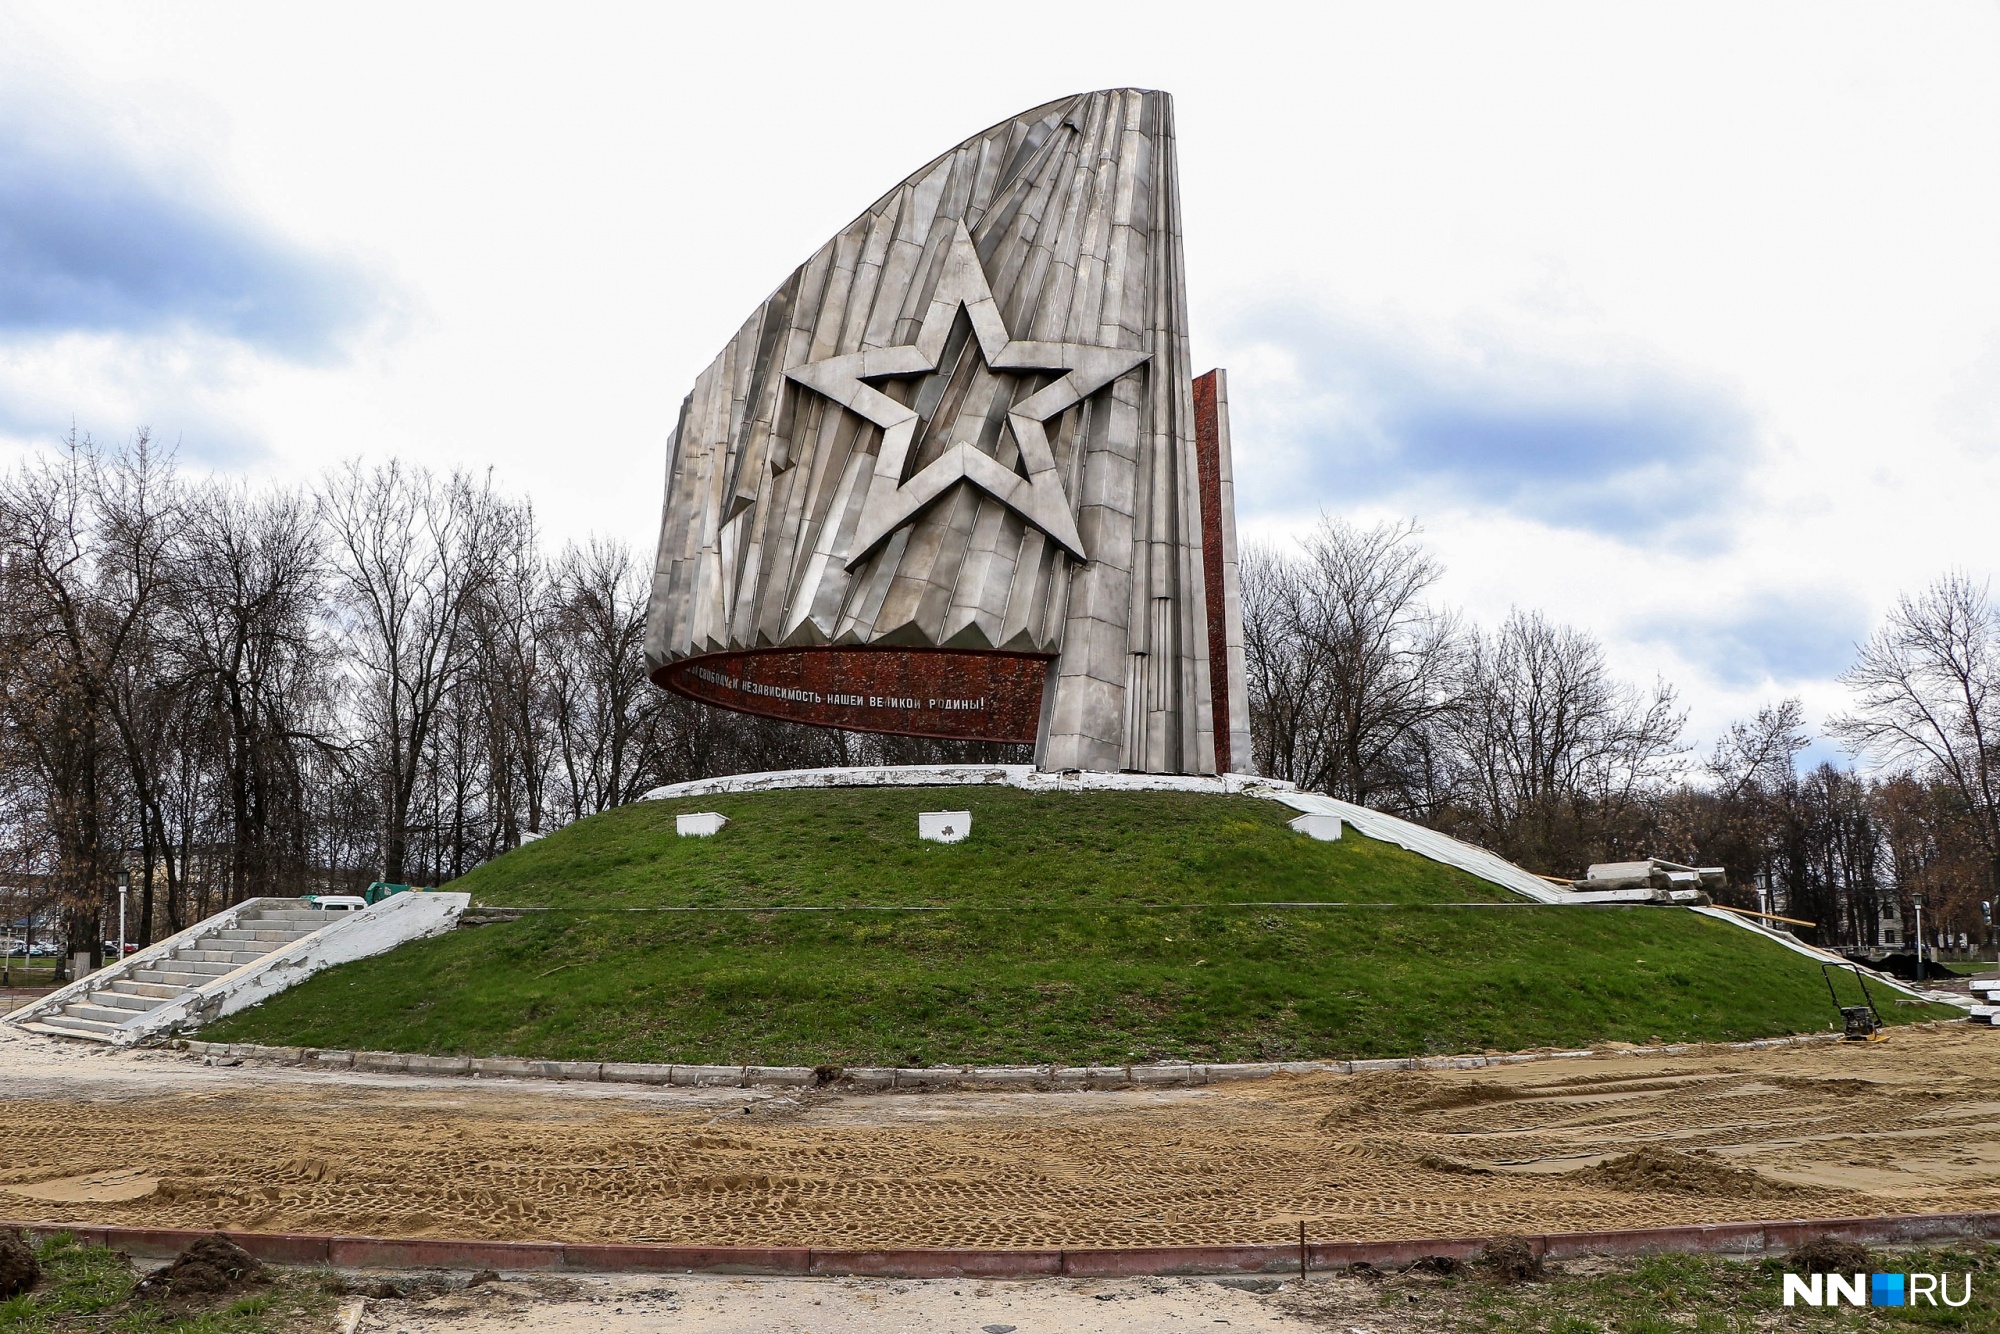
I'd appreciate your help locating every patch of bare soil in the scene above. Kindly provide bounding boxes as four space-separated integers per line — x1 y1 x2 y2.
0 1168 159 1203
0 1024 1994 1248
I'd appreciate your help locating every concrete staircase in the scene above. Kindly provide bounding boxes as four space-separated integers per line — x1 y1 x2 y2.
21 904 332 1043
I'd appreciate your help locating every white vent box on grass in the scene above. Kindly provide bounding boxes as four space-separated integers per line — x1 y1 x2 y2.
1288 813 1343 841
919 811 971 844
676 812 729 838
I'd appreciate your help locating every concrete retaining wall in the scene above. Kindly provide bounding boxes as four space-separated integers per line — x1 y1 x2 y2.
12 1209 1999 1277
176 1028 1887 1090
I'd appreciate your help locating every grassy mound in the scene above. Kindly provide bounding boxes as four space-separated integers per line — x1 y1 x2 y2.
204 786 1952 1063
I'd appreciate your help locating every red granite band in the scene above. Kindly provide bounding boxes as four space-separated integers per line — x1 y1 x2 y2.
655 647 1053 744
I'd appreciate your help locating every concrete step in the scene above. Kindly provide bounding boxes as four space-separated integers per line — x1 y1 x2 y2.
90 990 169 1013
132 969 213 990
244 910 335 925
154 958 235 976
175 949 267 966
61 1002 136 1027
22 1018 118 1042
209 928 314 945
109 979 192 1000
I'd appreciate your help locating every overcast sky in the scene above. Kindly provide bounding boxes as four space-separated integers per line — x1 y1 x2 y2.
3 1 1996 765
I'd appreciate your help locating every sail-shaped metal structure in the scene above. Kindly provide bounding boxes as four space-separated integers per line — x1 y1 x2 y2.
646 89 1250 774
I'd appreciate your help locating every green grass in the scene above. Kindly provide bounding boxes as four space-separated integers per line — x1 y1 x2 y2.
1432 1244 2000 1331
0 1232 338 1334
204 787 1956 1065
453 785 1515 908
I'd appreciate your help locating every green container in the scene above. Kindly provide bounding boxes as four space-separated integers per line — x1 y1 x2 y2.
363 882 434 905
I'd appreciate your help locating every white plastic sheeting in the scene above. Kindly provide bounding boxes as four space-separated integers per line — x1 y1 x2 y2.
1265 790 1568 903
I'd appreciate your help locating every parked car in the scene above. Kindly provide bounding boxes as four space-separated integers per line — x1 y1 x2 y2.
302 895 368 913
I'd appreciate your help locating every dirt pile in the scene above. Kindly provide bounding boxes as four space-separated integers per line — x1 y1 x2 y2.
1474 1236 1543 1282
1323 1072 1523 1128
0 1229 38 1297
1787 1235 1872 1274
133 1233 265 1299
1415 1153 1493 1175
1573 1146 1801 1198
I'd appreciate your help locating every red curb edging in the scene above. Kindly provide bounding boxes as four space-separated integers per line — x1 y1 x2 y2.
327 1237 566 1271
1063 1243 1297 1278
810 1248 1063 1278
9 1211 1999 1278
566 1244 812 1275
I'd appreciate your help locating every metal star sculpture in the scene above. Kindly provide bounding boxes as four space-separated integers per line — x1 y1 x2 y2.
786 221 1150 570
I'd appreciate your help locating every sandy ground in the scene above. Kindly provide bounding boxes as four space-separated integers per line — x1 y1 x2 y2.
320 1272 1344 1334
327 1270 1423 1334
1 1024 1997 1248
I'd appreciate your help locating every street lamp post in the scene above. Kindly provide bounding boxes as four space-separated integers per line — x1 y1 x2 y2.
117 868 129 963
1912 894 1927 980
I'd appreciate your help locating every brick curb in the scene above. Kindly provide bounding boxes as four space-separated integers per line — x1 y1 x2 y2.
165 1028 1901 1091
10 1211 1999 1278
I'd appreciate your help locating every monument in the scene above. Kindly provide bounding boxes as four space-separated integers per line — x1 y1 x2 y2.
645 89 1250 775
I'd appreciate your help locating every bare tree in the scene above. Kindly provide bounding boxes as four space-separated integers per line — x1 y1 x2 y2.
93 439 185 946
1243 518 1461 813
168 479 335 916
468 504 550 848
0 432 176 970
1873 772 1990 950
1709 699 1811 804
1829 571 2000 895
1676 698 1811 904
543 538 657 820
1447 609 1685 873
320 461 505 883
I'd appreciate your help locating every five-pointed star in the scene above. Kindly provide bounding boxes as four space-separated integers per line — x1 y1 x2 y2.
785 221 1149 570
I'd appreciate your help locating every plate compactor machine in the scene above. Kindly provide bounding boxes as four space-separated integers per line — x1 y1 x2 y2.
1822 961 1887 1042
